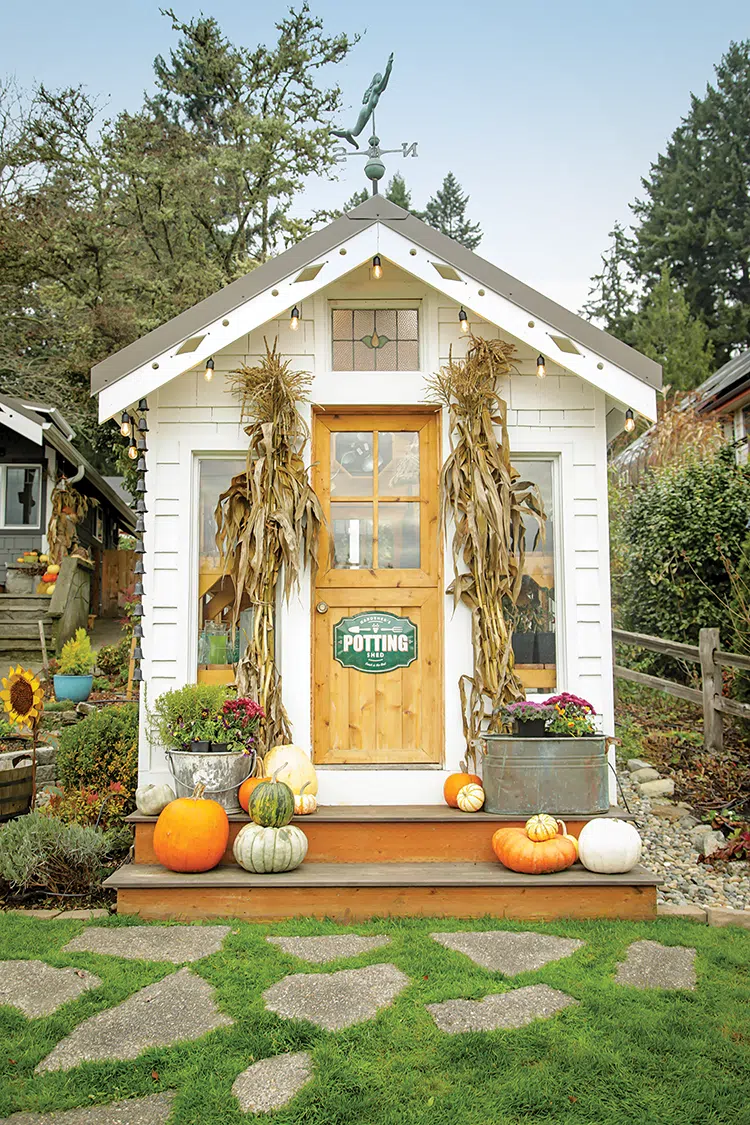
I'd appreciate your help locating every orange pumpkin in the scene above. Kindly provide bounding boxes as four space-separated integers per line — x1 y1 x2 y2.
153 783 229 872
239 776 269 813
444 771 482 808
491 826 577 874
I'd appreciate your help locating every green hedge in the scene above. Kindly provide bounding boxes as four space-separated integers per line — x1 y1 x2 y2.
55 704 139 808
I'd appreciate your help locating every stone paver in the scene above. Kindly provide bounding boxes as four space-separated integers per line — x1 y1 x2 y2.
614 940 696 990
0 961 101 1018
0 1093 175 1125
52 910 109 922
705 906 750 929
639 779 675 798
657 904 707 922
36 968 233 1073
427 984 578 1034
264 963 409 1031
630 767 660 783
267 934 391 964
627 758 653 772
63 925 231 963
232 1051 313 1113
430 930 583 975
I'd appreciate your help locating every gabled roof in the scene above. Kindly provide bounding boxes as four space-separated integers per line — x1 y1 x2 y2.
91 196 661 417
696 348 750 414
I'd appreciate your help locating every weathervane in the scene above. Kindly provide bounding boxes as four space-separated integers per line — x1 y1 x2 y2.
331 52 418 195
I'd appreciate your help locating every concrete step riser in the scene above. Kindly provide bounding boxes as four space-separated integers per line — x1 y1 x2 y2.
0 598 51 612
0 625 54 641
0 610 53 623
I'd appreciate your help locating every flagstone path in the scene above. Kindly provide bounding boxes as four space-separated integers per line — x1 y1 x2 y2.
0 1093 175 1125
267 934 390 963
35 969 233 1074
263 963 410 1031
0 962 101 1018
427 984 579 1034
232 1051 313 1113
430 930 584 974
63 925 231 964
614 940 697 990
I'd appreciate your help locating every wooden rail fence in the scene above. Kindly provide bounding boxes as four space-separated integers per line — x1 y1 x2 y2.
613 627 750 754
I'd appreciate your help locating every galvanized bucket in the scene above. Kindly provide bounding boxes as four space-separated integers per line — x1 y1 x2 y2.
482 736 609 816
165 749 254 814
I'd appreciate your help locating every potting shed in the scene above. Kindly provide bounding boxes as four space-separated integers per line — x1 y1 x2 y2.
92 195 662 921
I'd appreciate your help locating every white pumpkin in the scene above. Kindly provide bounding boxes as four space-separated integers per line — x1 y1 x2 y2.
577 818 642 873
294 781 317 816
264 744 318 795
135 783 176 817
456 783 485 812
233 823 308 873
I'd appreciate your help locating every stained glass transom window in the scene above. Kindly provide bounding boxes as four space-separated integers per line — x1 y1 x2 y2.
332 309 419 371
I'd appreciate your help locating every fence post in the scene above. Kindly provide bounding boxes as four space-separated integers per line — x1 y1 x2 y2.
699 627 723 754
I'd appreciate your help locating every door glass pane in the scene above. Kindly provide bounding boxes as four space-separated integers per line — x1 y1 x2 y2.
508 458 556 694
4 467 40 526
378 502 420 569
379 432 420 496
330 432 374 496
332 503 374 568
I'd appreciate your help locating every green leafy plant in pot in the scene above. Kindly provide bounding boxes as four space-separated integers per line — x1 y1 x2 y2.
54 629 95 703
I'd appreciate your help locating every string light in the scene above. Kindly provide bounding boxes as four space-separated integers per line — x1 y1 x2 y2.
120 412 131 438
458 308 469 333
127 440 138 460
372 255 383 280
536 354 546 378
624 408 636 432
290 306 300 331
204 357 215 382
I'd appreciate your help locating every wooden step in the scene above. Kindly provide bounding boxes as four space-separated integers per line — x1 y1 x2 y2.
106 861 660 923
129 806 634 866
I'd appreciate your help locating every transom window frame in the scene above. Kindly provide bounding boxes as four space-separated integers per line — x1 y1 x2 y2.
0 462 43 530
327 298 424 374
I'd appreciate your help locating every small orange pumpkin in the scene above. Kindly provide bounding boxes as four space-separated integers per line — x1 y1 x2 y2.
444 766 482 808
153 783 229 873
239 776 268 813
491 826 577 874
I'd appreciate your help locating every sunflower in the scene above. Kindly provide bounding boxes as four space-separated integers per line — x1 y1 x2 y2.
1 665 44 729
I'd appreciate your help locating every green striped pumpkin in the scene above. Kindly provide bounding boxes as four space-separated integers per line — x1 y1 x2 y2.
249 768 295 827
233 823 308 873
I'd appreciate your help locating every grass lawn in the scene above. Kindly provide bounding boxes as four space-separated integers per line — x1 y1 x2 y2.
0 911 748 1124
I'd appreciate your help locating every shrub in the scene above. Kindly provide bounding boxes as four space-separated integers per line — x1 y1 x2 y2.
41 783 130 830
97 638 130 680
149 683 229 747
0 812 127 896
58 628 95 675
56 704 139 807
618 448 750 665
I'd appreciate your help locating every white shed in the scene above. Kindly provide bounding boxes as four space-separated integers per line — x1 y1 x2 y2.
92 197 660 807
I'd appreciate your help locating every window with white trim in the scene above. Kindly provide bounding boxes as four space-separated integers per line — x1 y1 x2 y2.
0 464 42 529
332 308 419 371
509 458 557 694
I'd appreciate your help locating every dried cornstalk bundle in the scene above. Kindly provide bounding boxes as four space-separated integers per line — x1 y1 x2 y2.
215 340 324 757
426 335 545 768
47 482 90 563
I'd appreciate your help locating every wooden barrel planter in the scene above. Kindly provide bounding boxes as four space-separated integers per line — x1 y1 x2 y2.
0 750 34 821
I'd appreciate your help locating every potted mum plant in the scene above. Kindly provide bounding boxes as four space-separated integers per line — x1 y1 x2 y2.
149 684 263 813
502 700 554 738
54 628 95 703
546 692 598 737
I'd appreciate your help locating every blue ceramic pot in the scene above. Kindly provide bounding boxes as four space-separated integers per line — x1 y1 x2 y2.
53 674 93 703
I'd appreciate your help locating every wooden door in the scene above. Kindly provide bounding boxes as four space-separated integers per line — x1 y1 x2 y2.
312 410 442 765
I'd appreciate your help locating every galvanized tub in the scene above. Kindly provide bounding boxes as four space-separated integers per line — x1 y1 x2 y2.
482 736 609 816
165 749 254 814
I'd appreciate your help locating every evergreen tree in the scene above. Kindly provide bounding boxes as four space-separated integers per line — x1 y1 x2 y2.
581 222 637 342
632 40 750 363
385 172 412 210
631 269 714 392
342 187 368 211
423 172 482 249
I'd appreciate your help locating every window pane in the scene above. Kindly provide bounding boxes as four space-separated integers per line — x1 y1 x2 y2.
330 432 374 497
353 309 374 338
332 503 374 568
379 432 420 496
332 309 352 339
509 458 556 694
352 341 376 370
330 308 420 372
332 341 353 370
374 340 397 370
199 459 246 565
397 309 418 339
396 340 419 370
4 467 41 526
375 309 397 337
378 502 420 568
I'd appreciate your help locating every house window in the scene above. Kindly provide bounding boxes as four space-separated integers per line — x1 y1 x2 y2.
0 465 42 529
509 458 557 694
331 309 419 371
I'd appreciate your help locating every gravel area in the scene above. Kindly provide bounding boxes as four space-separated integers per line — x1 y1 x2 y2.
618 766 750 910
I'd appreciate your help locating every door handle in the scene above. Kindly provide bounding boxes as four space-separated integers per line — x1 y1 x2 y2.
316 601 329 614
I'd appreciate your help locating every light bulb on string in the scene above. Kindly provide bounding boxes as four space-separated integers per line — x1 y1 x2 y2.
458 308 469 333
204 357 215 382
290 306 300 331
372 255 383 280
624 408 636 433
120 412 131 438
536 354 546 378
127 441 138 460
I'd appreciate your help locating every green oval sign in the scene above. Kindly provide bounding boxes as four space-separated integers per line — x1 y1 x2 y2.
334 611 417 674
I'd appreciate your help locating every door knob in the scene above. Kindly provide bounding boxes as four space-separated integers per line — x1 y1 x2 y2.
316 601 329 614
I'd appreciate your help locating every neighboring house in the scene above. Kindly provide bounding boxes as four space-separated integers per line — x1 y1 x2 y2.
695 349 750 457
91 196 660 805
0 394 136 610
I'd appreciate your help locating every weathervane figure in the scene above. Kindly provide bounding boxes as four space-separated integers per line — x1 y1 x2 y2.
331 52 418 196
332 53 394 149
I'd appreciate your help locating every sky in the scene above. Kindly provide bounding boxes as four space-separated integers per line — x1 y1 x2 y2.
2 0 749 313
